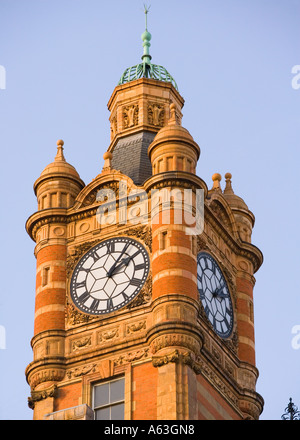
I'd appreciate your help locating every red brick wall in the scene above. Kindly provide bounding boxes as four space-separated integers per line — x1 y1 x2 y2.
54 382 82 412
34 245 66 335
236 276 255 365
197 374 241 420
132 362 158 420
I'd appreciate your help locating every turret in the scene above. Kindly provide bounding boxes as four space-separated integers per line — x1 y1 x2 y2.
34 139 84 211
25 140 84 419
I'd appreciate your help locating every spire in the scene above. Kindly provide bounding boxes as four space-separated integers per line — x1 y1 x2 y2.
118 5 178 91
141 4 152 65
102 151 113 173
211 173 222 191
224 172 234 195
55 139 66 162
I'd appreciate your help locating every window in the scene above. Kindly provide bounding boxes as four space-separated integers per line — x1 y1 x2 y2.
42 267 50 286
160 230 168 250
93 378 125 420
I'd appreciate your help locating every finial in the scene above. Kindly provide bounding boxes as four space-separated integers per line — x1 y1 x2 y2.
224 172 234 194
55 139 66 162
141 4 152 65
211 173 222 191
102 151 113 172
144 4 151 30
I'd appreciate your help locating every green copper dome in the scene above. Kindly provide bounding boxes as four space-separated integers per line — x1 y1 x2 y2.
118 6 178 91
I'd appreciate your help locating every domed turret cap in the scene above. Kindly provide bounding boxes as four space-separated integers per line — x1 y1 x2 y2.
34 140 84 194
118 6 178 91
222 172 249 211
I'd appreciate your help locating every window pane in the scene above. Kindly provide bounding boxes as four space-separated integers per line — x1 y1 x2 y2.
110 379 125 403
111 403 124 420
95 407 110 420
94 382 109 407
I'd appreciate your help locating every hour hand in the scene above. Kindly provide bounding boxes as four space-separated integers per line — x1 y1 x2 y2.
106 244 129 277
107 255 132 277
213 286 227 299
110 256 132 275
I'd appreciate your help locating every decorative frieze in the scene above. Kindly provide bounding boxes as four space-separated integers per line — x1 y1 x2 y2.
71 336 91 351
98 327 120 343
27 367 66 390
113 348 149 366
126 320 146 335
150 333 201 355
66 363 97 379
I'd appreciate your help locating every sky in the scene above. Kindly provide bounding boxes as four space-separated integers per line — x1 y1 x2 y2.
0 0 299 420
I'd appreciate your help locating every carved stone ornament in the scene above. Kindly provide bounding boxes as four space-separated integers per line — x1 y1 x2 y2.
125 225 152 252
113 348 149 366
148 102 165 127
152 350 190 367
28 368 66 390
209 199 233 234
239 399 262 420
28 384 58 409
110 115 117 140
66 363 97 379
126 274 152 310
80 181 120 208
151 333 201 355
126 320 146 334
65 299 96 327
123 104 139 129
197 236 209 253
195 355 239 408
66 239 100 278
72 336 91 351
98 327 119 343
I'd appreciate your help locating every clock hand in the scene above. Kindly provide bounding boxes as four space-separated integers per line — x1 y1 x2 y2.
216 291 227 299
106 243 130 277
109 256 132 276
213 284 227 299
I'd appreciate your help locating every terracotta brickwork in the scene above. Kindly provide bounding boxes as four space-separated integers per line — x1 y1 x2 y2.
132 362 158 420
25 77 263 420
236 274 256 365
54 382 82 412
197 375 242 420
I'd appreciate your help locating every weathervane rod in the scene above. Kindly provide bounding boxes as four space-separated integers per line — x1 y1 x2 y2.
144 4 151 30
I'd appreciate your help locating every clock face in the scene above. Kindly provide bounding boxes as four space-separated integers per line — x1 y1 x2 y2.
70 237 150 315
197 252 233 339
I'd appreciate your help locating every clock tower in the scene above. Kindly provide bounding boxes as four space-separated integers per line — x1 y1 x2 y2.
25 11 263 420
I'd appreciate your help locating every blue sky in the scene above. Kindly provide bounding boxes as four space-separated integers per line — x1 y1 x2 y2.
0 0 299 420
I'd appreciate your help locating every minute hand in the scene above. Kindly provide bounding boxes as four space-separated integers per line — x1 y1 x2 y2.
106 244 129 277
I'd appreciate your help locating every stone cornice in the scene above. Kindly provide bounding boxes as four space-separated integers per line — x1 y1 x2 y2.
26 208 68 241
204 204 263 273
143 171 208 197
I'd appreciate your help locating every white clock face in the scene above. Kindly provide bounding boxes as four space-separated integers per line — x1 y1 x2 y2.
197 252 233 339
70 237 150 315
